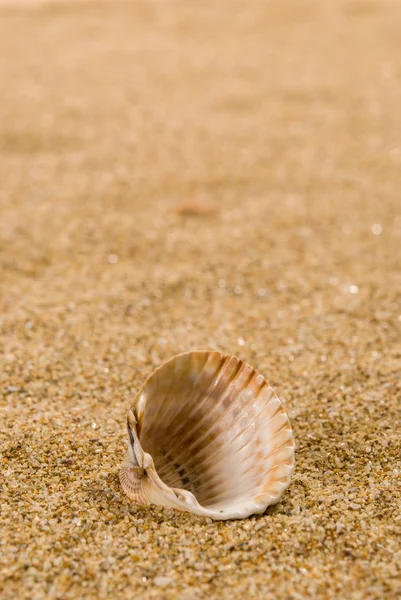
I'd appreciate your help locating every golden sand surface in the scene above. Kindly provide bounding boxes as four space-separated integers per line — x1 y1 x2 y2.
0 1 400 598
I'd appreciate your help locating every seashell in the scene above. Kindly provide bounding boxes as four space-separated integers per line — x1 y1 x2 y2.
119 351 295 520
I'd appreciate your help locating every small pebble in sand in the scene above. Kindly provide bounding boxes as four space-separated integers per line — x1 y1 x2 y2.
153 576 173 587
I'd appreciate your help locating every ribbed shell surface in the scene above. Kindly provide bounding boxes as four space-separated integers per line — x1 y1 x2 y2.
120 351 295 520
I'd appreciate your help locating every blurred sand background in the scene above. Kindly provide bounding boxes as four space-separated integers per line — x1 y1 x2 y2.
0 1 400 599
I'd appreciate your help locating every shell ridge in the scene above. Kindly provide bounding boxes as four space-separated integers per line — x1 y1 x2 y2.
153 354 229 483
264 457 295 476
153 352 225 465
141 352 213 440
157 368 272 505
225 398 287 462
157 351 224 450
175 434 293 508
155 355 241 479
152 399 290 506
139 358 185 440
158 359 254 476
262 439 294 463
199 448 273 501
178 386 278 476
163 351 218 436
270 421 293 439
263 411 290 434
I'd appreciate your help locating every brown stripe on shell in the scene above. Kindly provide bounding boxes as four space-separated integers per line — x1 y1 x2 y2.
141 352 226 462
159 359 260 468
154 363 257 498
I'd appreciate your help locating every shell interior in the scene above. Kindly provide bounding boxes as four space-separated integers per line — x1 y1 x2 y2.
120 351 295 520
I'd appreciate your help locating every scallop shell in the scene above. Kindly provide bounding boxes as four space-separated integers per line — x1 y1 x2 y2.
119 351 295 520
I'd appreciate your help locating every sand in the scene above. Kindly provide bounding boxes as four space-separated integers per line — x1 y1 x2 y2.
0 1 400 598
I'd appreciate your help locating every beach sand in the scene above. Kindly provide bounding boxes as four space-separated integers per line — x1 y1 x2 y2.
0 1 400 598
